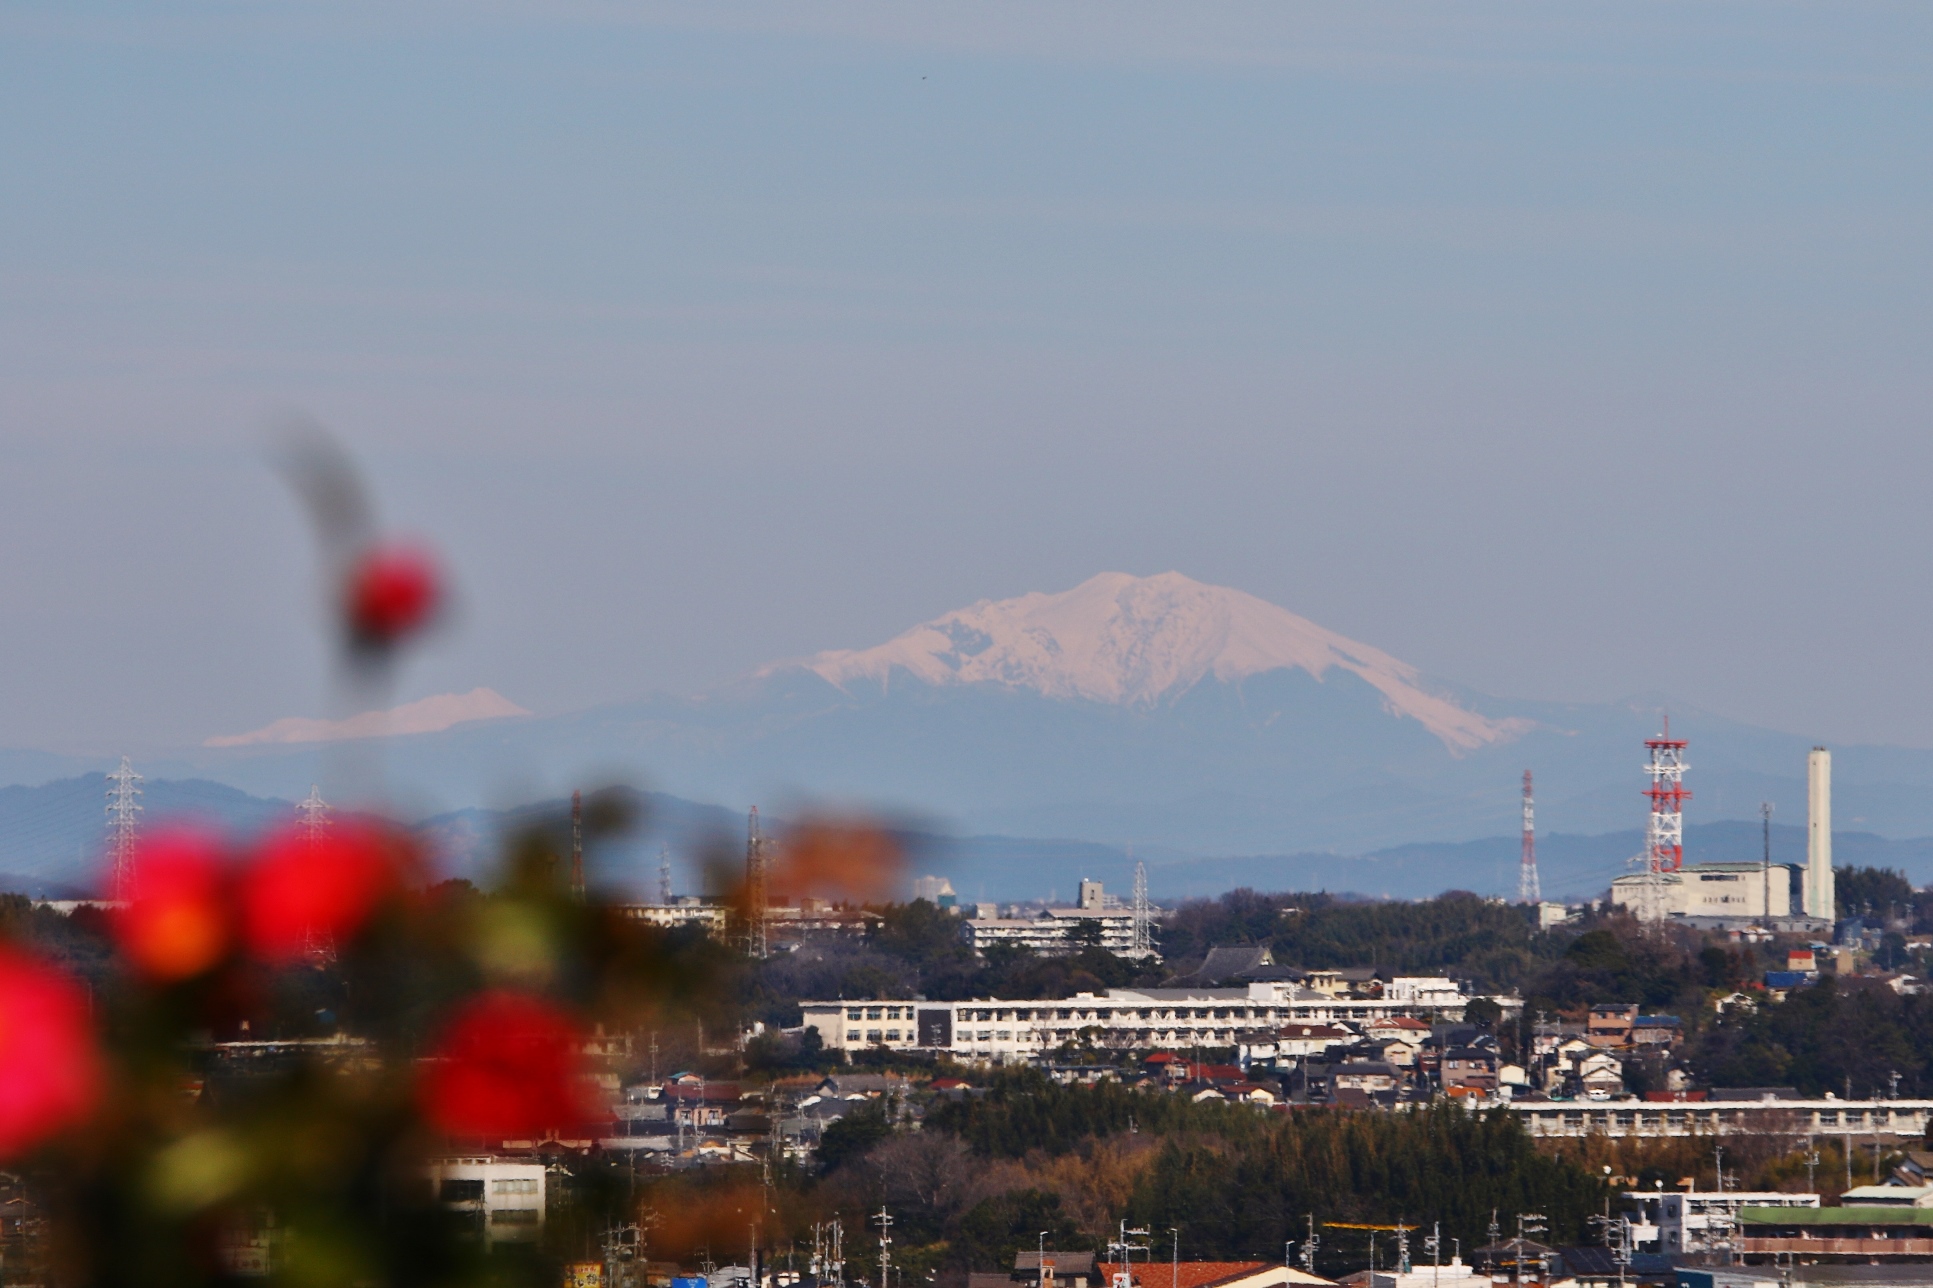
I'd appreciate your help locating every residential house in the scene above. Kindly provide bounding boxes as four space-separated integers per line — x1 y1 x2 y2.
1362 1016 1432 1047
1099 1262 1334 1288
1274 1023 1358 1058
1575 1052 1625 1098
1440 1048 1499 1093
1632 1016 1682 1048
1587 1004 1638 1048
1223 1082 1279 1106
1013 1252 1097 1288
1333 1061 1401 1095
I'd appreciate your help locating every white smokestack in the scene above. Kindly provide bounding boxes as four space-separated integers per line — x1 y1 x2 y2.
1807 747 1834 920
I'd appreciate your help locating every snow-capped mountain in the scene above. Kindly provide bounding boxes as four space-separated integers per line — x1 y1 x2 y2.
781 571 1528 753
18 572 1933 875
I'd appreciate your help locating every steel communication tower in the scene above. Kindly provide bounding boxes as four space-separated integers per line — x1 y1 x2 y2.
745 806 768 959
105 756 143 894
295 785 331 845
658 843 674 906
1130 861 1154 957
1635 722 1690 923
1518 770 1541 905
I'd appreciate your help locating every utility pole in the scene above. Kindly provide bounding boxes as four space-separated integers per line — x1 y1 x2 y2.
746 807 769 959
1300 1217 1319 1275
872 1209 892 1288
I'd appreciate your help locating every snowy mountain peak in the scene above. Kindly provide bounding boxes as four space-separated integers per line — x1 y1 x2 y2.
777 572 1528 753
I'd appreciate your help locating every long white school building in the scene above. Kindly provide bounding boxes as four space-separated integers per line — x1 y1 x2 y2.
799 981 1510 1061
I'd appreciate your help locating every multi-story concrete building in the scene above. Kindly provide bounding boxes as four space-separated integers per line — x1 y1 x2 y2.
963 880 1144 957
615 901 731 936
1624 1190 1819 1256
800 980 1505 1062
425 1157 546 1243
1509 1096 1933 1141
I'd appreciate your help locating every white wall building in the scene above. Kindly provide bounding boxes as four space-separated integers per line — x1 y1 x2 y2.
1623 1190 1818 1255
426 1157 547 1243
801 981 1507 1061
963 880 1146 957
1610 863 1792 920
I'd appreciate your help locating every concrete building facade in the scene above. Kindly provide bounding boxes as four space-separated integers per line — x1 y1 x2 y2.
800 981 1506 1061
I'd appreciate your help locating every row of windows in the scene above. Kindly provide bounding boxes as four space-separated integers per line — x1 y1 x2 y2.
950 1007 1271 1022
492 1179 539 1196
845 1006 912 1021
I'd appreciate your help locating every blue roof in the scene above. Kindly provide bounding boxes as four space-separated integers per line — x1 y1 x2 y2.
1634 1015 1681 1026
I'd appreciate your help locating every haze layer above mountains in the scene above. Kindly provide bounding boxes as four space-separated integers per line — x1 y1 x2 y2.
8 573 1933 865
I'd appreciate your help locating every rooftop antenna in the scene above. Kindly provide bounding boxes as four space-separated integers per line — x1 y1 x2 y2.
1518 770 1541 905
1131 860 1154 957
659 843 674 906
105 756 143 895
296 785 331 846
746 806 768 959
569 788 585 899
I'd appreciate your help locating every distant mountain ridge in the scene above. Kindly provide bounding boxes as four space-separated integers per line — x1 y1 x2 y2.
9 572 1933 860
8 773 1932 905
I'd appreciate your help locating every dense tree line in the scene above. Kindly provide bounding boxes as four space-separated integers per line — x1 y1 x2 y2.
1160 889 1577 991
915 1071 1607 1274
1694 974 1933 1097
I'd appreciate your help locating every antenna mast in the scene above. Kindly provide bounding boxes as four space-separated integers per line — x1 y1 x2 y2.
1637 719 1690 924
1518 770 1540 905
105 756 143 895
745 806 768 959
569 789 585 899
1130 860 1153 957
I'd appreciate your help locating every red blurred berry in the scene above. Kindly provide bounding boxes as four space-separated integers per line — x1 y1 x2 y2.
239 821 400 963
418 992 597 1139
0 947 104 1157
343 544 440 647
112 828 230 981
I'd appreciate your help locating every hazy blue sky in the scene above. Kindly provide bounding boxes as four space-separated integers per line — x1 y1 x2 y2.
3 2 1931 753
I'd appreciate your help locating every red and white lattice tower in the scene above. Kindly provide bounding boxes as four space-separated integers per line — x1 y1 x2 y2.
1518 770 1540 905
1638 722 1691 923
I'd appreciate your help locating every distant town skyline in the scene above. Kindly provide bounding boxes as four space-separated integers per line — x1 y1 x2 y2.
2 4 1931 753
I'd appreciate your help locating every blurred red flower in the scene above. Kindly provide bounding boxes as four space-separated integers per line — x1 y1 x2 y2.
0 947 104 1157
239 821 401 963
343 544 440 647
112 828 230 981
417 992 595 1139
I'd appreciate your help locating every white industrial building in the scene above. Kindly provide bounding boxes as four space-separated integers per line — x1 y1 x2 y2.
1610 863 1791 919
1610 746 1834 926
800 980 1507 1061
